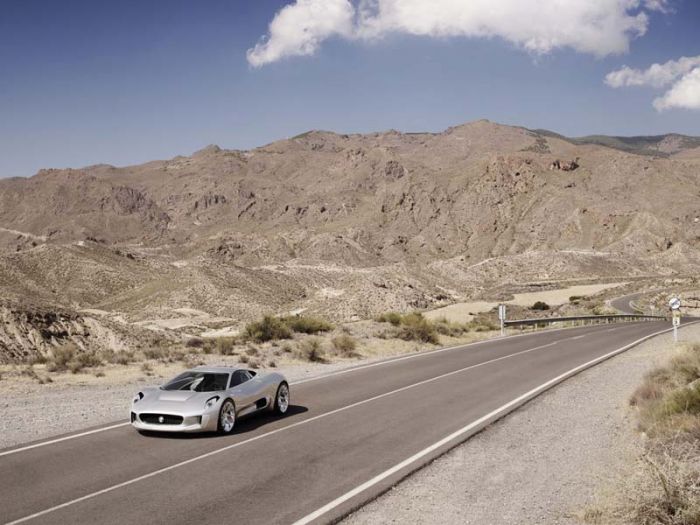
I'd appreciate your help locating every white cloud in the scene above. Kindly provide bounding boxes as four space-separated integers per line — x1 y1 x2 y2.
653 67 700 111
246 0 355 68
247 0 662 67
642 0 673 13
606 56 700 111
605 55 700 88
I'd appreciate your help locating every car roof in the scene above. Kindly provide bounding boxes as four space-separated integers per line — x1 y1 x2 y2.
190 366 240 374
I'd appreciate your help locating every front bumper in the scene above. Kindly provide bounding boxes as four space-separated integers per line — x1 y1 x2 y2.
130 411 218 433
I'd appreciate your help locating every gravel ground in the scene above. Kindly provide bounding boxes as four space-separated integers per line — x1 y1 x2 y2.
344 323 700 525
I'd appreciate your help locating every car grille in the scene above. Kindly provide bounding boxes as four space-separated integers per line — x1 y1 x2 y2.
139 413 184 425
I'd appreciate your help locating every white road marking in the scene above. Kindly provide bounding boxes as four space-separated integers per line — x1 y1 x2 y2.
0 423 130 458
1 322 628 457
5 338 568 524
292 325 682 525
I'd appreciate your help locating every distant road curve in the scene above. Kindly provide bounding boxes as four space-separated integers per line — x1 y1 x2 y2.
0 320 677 525
610 292 648 314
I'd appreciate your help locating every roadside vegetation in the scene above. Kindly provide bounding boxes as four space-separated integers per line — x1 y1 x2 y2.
6 310 501 385
586 342 700 524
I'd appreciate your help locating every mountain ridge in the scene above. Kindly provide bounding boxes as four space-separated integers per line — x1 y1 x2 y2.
1 120 699 339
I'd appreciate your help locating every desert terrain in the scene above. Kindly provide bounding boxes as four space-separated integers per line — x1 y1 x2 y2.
1 120 700 367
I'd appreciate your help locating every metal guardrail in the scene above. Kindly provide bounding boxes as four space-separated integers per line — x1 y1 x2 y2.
504 314 665 328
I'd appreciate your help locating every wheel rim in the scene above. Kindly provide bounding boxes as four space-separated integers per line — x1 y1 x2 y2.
221 401 235 432
277 384 289 413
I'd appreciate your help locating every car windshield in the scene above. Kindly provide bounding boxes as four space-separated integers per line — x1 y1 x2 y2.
161 372 229 392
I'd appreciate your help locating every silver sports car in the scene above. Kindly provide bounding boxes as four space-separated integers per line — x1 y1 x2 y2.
130 366 290 434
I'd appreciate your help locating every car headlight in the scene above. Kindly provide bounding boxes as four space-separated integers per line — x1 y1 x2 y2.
205 396 220 409
133 392 144 404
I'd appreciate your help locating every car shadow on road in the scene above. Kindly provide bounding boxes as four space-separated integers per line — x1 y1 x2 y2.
136 405 309 440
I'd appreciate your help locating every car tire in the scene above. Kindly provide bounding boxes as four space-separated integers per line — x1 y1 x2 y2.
217 399 236 434
273 382 290 416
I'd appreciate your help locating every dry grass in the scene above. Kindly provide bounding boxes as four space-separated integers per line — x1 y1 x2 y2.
588 342 700 524
45 343 103 374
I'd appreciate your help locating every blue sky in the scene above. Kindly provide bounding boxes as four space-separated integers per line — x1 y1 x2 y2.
1 0 699 178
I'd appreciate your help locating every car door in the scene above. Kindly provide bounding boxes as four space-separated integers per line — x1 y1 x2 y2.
228 370 259 413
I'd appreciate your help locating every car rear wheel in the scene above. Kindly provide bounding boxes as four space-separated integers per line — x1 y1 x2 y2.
273 382 290 415
218 399 236 434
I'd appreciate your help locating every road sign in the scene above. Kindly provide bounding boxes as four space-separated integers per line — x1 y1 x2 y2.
669 297 681 310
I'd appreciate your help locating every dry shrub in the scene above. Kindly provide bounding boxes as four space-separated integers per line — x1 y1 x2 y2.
467 317 499 332
245 346 259 357
215 337 237 355
142 346 172 361
185 337 204 348
47 343 77 372
68 352 103 374
433 317 470 337
618 444 700 525
108 350 134 366
45 343 103 374
598 342 700 524
331 334 358 356
297 338 327 363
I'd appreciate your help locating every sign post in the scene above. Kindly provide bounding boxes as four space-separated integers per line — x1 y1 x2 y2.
669 297 681 342
498 304 506 337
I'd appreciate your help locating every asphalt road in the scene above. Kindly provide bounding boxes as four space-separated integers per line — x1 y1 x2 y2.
610 292 647 314
0 320 673 525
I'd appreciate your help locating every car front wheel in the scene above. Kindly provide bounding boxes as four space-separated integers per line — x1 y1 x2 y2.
218 399 236 434
273 383 290 415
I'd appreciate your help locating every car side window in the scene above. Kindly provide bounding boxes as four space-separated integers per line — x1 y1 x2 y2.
229 370 252 388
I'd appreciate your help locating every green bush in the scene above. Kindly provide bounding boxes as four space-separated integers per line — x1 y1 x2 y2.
283 315 334 334
397 313 439 344
245 316 292 342
531 301 550 311
376 312 403 326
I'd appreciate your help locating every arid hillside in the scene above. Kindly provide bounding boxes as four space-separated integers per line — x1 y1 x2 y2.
1 120 699 359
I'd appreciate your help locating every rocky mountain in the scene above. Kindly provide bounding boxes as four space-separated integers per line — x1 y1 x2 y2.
1 120 700 359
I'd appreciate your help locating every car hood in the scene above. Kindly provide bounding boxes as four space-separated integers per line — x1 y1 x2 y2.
134 388 219 414
154 390 205 403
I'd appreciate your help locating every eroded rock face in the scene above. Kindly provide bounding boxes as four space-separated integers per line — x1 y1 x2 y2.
549 158 580 171
0 302 153 363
